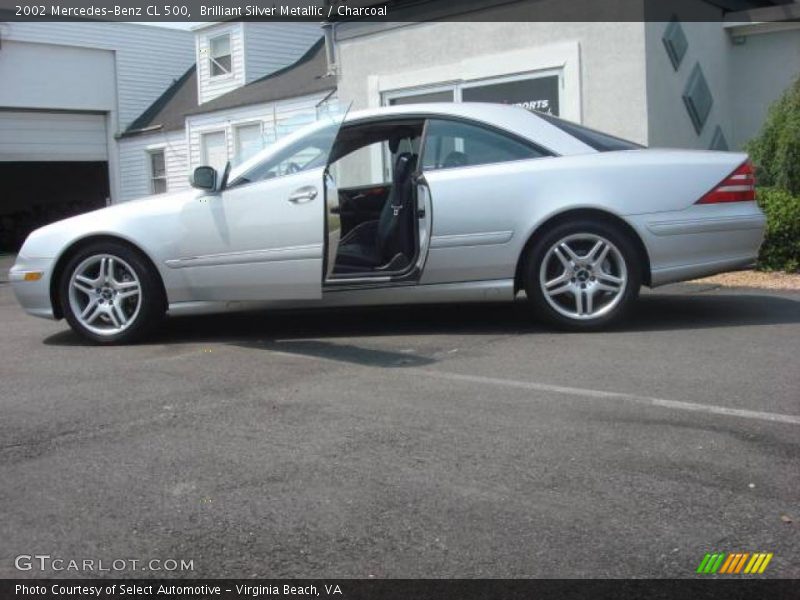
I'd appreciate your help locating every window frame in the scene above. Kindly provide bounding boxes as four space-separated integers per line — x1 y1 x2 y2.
208 33 233 78
147 147 167 195
418 116 554 173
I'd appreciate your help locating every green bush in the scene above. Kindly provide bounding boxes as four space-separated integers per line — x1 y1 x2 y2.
746 76 800 196
757 187 800 272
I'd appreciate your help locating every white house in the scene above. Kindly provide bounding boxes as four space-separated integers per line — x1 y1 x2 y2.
117 22 334 202
0 21 194 249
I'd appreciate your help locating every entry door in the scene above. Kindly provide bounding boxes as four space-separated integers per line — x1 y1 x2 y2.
176 167 327 301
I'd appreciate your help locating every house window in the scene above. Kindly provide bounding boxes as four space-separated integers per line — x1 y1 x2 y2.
234 123 264 164
148 149 167 194
201 131 227 171
209 34 232 77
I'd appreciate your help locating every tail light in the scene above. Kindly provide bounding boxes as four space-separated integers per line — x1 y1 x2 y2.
696 160 756 204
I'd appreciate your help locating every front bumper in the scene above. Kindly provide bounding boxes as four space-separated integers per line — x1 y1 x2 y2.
9 256 57 319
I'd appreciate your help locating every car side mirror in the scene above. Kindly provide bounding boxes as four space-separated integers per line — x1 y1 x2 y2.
190 166 217 191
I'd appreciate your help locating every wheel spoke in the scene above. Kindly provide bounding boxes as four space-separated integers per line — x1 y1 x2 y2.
107 305 122 328
105 257 116 284
80 299 98 319
117 288 140 300
588 241 610 267
73 277 94 295
597 271 623 287
552 246 572 269
547 281 573 297
573 288 584 315
115 279 139 292
545 271 570 290
585 288 595 314
558 243 580 264
114 301 129 325
84 304 104 324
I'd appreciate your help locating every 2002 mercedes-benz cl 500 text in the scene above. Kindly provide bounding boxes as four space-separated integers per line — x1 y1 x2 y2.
9 103 765 343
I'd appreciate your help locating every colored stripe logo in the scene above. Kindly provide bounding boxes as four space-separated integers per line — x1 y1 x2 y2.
696 552 773 574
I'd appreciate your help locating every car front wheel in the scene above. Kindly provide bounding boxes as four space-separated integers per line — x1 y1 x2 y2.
523 220 641 330
59 242 164 344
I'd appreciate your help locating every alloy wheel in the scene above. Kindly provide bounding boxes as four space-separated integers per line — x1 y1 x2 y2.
538 233 628 320
67 254 142 336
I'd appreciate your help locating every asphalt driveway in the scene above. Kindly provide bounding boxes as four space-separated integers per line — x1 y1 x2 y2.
1 276 798 578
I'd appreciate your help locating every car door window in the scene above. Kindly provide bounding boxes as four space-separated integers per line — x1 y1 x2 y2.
227 120 343 189
422 119 548 171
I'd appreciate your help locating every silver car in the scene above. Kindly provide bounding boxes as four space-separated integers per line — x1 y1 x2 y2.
9 103 765 343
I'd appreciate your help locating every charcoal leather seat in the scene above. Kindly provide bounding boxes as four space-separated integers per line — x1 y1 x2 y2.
335 152 416 269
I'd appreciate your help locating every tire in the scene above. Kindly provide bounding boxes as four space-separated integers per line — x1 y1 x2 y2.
522 219 641 331
59 241 165 344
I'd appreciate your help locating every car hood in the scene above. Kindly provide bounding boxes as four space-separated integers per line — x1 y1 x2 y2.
19 190 196 259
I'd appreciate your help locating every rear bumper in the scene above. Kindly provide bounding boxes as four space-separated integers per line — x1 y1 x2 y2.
629 204 766 287
9 256 57 319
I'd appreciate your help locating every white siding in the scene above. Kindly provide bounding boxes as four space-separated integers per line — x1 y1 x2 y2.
196 23 247 105
1 22 194 131
118 130 189 201
243 22 323 82
0 111 107 162
186 92 336 171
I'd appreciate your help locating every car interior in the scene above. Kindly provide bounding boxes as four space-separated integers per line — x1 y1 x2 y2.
327 120 425 276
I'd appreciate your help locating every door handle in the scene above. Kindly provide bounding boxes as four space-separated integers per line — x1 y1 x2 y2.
288 187 318 204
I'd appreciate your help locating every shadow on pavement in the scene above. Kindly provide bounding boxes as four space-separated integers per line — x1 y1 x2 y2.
43 289 800 348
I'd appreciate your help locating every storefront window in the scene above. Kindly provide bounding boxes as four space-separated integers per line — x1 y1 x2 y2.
383 72 561 116
461 75 559 115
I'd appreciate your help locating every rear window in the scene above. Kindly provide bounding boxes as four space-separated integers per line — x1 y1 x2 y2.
535 113 644 152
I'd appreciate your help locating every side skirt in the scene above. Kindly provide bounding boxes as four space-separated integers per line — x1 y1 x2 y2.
167 279 516 317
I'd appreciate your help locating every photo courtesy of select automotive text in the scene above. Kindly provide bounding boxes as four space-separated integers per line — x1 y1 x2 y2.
0 0 798 597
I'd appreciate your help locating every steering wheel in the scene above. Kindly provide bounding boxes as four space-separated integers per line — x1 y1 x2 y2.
284 162 301 175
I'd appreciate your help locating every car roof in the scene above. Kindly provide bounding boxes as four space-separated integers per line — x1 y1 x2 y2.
342 102 595 156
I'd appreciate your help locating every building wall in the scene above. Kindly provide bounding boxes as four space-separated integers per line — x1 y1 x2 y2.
243 22 323 84
645 19 733 150
118 130 190 201
334 21 650 144
728 26 800 150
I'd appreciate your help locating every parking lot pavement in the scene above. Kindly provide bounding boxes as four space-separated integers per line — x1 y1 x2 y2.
1 280 798 579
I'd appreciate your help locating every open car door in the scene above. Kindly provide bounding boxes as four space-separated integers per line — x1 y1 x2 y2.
174 109 348 301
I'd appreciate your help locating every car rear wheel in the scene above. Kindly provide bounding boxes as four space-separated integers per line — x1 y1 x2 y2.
59 242 164 344
523 220 641 330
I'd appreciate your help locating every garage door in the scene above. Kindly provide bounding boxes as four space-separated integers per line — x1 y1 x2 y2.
0 110 107 162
